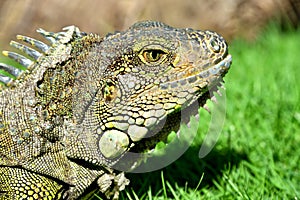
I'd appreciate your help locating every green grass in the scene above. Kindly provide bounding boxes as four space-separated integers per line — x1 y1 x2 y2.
111 24 300 199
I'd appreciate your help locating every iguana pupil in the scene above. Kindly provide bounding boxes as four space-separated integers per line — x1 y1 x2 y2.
143 49 165 62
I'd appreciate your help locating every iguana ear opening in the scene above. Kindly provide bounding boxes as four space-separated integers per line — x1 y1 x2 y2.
102 80 118 103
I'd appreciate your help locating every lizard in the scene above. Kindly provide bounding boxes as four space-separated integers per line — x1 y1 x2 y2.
0 21 232 199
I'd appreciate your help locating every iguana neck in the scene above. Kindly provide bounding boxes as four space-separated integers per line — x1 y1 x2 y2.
35 34 103 125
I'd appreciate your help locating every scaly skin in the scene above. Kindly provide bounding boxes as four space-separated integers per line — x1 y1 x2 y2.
0 21 231 199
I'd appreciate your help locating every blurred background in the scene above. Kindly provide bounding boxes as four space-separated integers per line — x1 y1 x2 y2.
0 0 299 45
0 1 300 199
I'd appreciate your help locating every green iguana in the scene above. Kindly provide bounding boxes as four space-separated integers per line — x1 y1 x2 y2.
0 21 231 199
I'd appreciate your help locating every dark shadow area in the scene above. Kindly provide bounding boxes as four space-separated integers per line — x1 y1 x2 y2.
87 143 248 199
120 144 248 199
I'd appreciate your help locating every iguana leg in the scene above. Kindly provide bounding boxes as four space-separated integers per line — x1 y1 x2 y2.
0 167 66 200
97 171 130 200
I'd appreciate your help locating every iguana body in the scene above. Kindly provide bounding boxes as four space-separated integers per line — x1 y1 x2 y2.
0 21 231 199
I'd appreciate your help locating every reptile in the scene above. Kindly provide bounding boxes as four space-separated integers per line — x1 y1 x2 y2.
0 21 231 199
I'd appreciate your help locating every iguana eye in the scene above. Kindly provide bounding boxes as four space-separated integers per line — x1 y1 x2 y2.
140 49 167 64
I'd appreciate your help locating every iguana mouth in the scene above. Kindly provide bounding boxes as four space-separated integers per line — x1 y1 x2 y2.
160 54 232 90
116 55 231 172
204 54 232 76
129 54 232 153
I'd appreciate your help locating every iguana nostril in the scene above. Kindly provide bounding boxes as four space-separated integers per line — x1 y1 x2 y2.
210 38 220 52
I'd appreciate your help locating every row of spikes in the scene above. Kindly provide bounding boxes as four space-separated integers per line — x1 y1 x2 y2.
0 27 75 86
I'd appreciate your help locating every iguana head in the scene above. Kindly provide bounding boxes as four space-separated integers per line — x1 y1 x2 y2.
70 21 231 166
